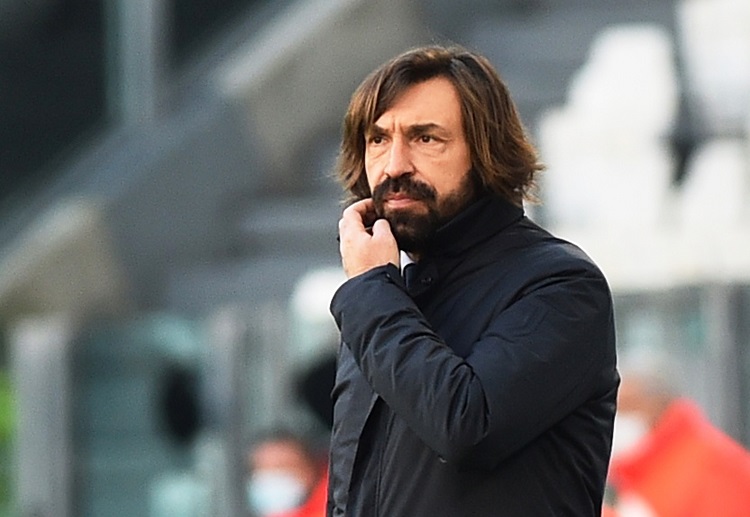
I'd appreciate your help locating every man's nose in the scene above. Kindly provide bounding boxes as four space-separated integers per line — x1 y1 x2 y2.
383 138 412 178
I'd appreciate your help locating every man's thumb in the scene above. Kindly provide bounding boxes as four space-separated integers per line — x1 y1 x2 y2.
372 218 392 236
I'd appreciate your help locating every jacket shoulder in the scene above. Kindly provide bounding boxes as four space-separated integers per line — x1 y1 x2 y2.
484 216 607 279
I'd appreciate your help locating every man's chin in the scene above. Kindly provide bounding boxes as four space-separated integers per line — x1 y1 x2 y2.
388 215 437 253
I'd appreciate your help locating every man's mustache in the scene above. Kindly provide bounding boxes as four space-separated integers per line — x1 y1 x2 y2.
372 175 436 205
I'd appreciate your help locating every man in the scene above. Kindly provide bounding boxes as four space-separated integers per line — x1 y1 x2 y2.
330 45 618 516
246 429 328 517
607 350 750 517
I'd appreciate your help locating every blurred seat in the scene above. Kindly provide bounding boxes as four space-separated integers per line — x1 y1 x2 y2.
539 24 677 231
678 0 750 135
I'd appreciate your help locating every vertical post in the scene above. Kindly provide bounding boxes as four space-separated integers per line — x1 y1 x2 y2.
104 0 167 126
204 307 251 517
703 283 744 440
736 286 750 446
12 316 74 517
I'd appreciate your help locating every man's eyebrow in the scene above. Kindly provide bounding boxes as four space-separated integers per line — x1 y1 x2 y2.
365 124 388 137
366 122 449 138
406 123 448 137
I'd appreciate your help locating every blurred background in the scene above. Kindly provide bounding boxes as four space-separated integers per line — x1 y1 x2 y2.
0 0 749 515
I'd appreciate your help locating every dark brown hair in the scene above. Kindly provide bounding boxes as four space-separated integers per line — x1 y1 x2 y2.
336 45 543 206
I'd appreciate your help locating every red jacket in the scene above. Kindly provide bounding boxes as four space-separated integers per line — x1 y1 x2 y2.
609 399 750 517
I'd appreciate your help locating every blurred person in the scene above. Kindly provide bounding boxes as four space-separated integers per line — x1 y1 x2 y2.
329 45 618 516
293 338 338 434
246 428 328 517
294 351 336 430
607 349 750 516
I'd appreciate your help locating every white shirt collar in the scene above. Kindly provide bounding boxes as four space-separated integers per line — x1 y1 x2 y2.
400 251 415 273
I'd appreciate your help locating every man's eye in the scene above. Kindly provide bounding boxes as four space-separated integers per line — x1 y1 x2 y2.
369 136 384 145
420 135 435 143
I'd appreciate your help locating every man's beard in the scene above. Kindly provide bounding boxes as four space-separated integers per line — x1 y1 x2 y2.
372 171 477 253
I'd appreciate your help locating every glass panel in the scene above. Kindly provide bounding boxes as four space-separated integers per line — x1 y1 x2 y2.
72 315 204 516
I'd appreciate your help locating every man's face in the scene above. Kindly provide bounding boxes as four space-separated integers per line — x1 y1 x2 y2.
250 440 316 486
246 439 317 516
365 77 475 253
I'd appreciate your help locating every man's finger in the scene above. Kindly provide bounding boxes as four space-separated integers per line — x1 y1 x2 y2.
342 199 376 227
371 218 391 237
347 198 374 215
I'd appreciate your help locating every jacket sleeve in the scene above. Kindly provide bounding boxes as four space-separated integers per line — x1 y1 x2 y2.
330 262 615 469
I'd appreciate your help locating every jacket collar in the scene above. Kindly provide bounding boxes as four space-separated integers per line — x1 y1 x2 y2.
403 195 524 297
423 194 524 259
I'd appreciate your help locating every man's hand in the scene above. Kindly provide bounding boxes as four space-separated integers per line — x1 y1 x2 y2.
338 199 399 278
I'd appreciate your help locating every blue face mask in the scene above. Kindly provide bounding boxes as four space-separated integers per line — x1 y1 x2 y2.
246 471 307 516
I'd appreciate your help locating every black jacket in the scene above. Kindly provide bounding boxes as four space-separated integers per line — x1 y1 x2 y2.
329 196 618 516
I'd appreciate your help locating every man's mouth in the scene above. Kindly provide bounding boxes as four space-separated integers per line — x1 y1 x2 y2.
384 194 421 209
372 176 435 217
